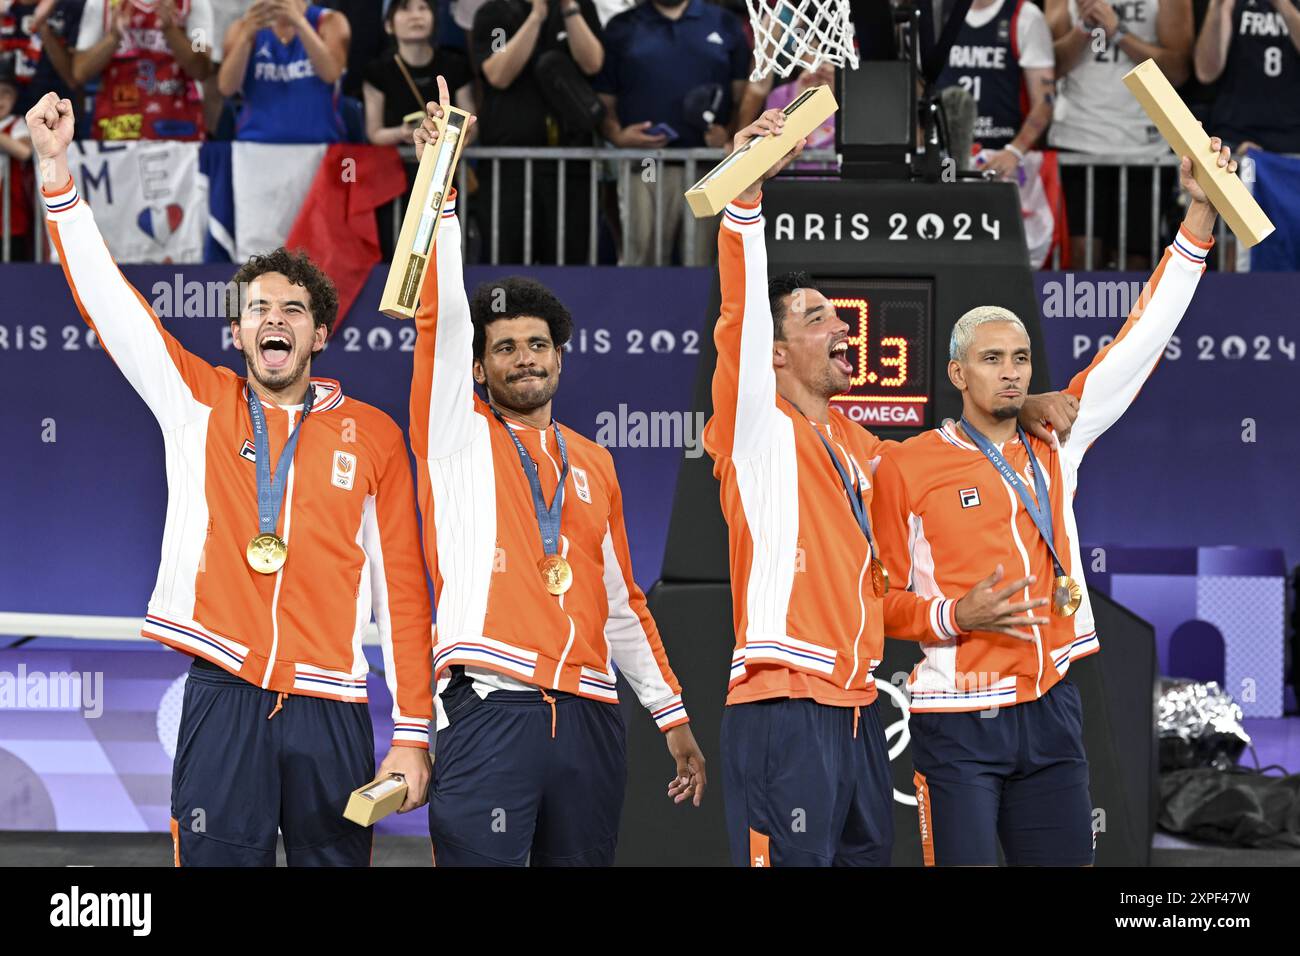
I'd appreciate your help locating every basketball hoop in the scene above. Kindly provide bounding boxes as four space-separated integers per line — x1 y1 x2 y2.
745 0 859 82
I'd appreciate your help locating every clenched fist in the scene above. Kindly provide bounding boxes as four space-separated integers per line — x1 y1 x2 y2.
26 92 76 164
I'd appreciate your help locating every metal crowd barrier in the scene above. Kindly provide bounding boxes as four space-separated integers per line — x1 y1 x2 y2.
0 147 1265 271
1051 152 1238 272
394 144 837 267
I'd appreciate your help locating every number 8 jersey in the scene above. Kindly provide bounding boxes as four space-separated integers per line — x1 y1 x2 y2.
1210 0 1300 153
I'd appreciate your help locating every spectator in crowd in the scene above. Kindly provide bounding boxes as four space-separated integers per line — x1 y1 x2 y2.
2 1 42 109
1195 0 1300 154
219 0 350 143
936 0 1055 179
471 0 604 265
595 0 748 265
27 0 85 114
363 0 472 147
74 0 213 140
1047 0 1193 269
737 60 836 171
0 61 32 258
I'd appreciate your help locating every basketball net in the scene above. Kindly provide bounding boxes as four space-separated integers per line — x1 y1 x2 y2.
745 0 859 81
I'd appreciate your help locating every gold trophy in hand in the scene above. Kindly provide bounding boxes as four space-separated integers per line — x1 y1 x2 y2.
380 76 474 319
684 84 837 218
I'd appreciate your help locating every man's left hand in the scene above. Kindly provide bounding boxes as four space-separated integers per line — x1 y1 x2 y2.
1020 391 1080 445
664 724 707 807
377 746 433 813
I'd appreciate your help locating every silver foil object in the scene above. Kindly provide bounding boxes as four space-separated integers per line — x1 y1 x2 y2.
1157 678 1252 772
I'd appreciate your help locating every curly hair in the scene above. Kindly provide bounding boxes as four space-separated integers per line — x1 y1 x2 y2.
768 270 813 341
468 276 573 360
226 247 339 342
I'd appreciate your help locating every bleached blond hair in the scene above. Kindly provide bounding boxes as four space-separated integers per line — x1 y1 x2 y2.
949 306 1029 361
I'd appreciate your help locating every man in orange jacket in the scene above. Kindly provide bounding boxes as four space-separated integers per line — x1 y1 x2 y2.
872 137 1236 866
705 109 1080 867
409 82 706 867
29 91 434 867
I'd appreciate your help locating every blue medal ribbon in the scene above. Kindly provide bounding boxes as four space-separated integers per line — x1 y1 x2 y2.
247 383 315 536
492 408 569 556
793 405 879 560
959 417 1067 578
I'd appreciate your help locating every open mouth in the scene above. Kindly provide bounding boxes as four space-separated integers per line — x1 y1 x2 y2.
259 332 293 372
829 338 852 376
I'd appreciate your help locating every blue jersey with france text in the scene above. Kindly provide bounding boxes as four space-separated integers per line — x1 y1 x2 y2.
937 0 1028 151
235 5 344 144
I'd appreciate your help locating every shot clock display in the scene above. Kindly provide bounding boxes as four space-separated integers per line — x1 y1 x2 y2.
816 277 934 428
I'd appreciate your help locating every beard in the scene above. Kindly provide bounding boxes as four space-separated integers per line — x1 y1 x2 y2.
244 343 313 395
490 367 560 414
816 361 852 399
992 400 1023 420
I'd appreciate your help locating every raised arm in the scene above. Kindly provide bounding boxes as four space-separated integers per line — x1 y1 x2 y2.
408 84 479 460
30 93 226 430
1059 141 1231 472
702 109 806 461
1194 0 1235 85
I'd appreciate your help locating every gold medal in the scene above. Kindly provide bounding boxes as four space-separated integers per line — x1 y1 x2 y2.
1052 574 1081 617
871 557 889 597
538 554 573 596
247 533 288 575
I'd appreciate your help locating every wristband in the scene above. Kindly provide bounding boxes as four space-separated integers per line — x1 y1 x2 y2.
1004 143 1024 161
1112 25 1128 43
563 5 581 16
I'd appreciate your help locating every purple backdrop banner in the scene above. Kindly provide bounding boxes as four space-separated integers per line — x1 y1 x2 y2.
1 263 1297 609
2 262 1298 834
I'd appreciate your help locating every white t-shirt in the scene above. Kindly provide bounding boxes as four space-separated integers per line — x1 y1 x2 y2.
967 0 1055 71
1049 0 1167 155
77 0 216 55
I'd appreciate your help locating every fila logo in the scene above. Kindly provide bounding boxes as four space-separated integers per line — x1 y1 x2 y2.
959 487 980 509
332 451 356 490
239 439 256 463
707 31 724 44
572 466 592 504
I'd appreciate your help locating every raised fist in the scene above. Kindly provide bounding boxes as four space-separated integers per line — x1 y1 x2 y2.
25 92 77 164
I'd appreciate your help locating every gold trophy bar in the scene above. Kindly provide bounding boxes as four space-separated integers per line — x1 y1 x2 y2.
342 774 409 827
1123 59 1274 248
380 105 473 319
684 84 838 219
